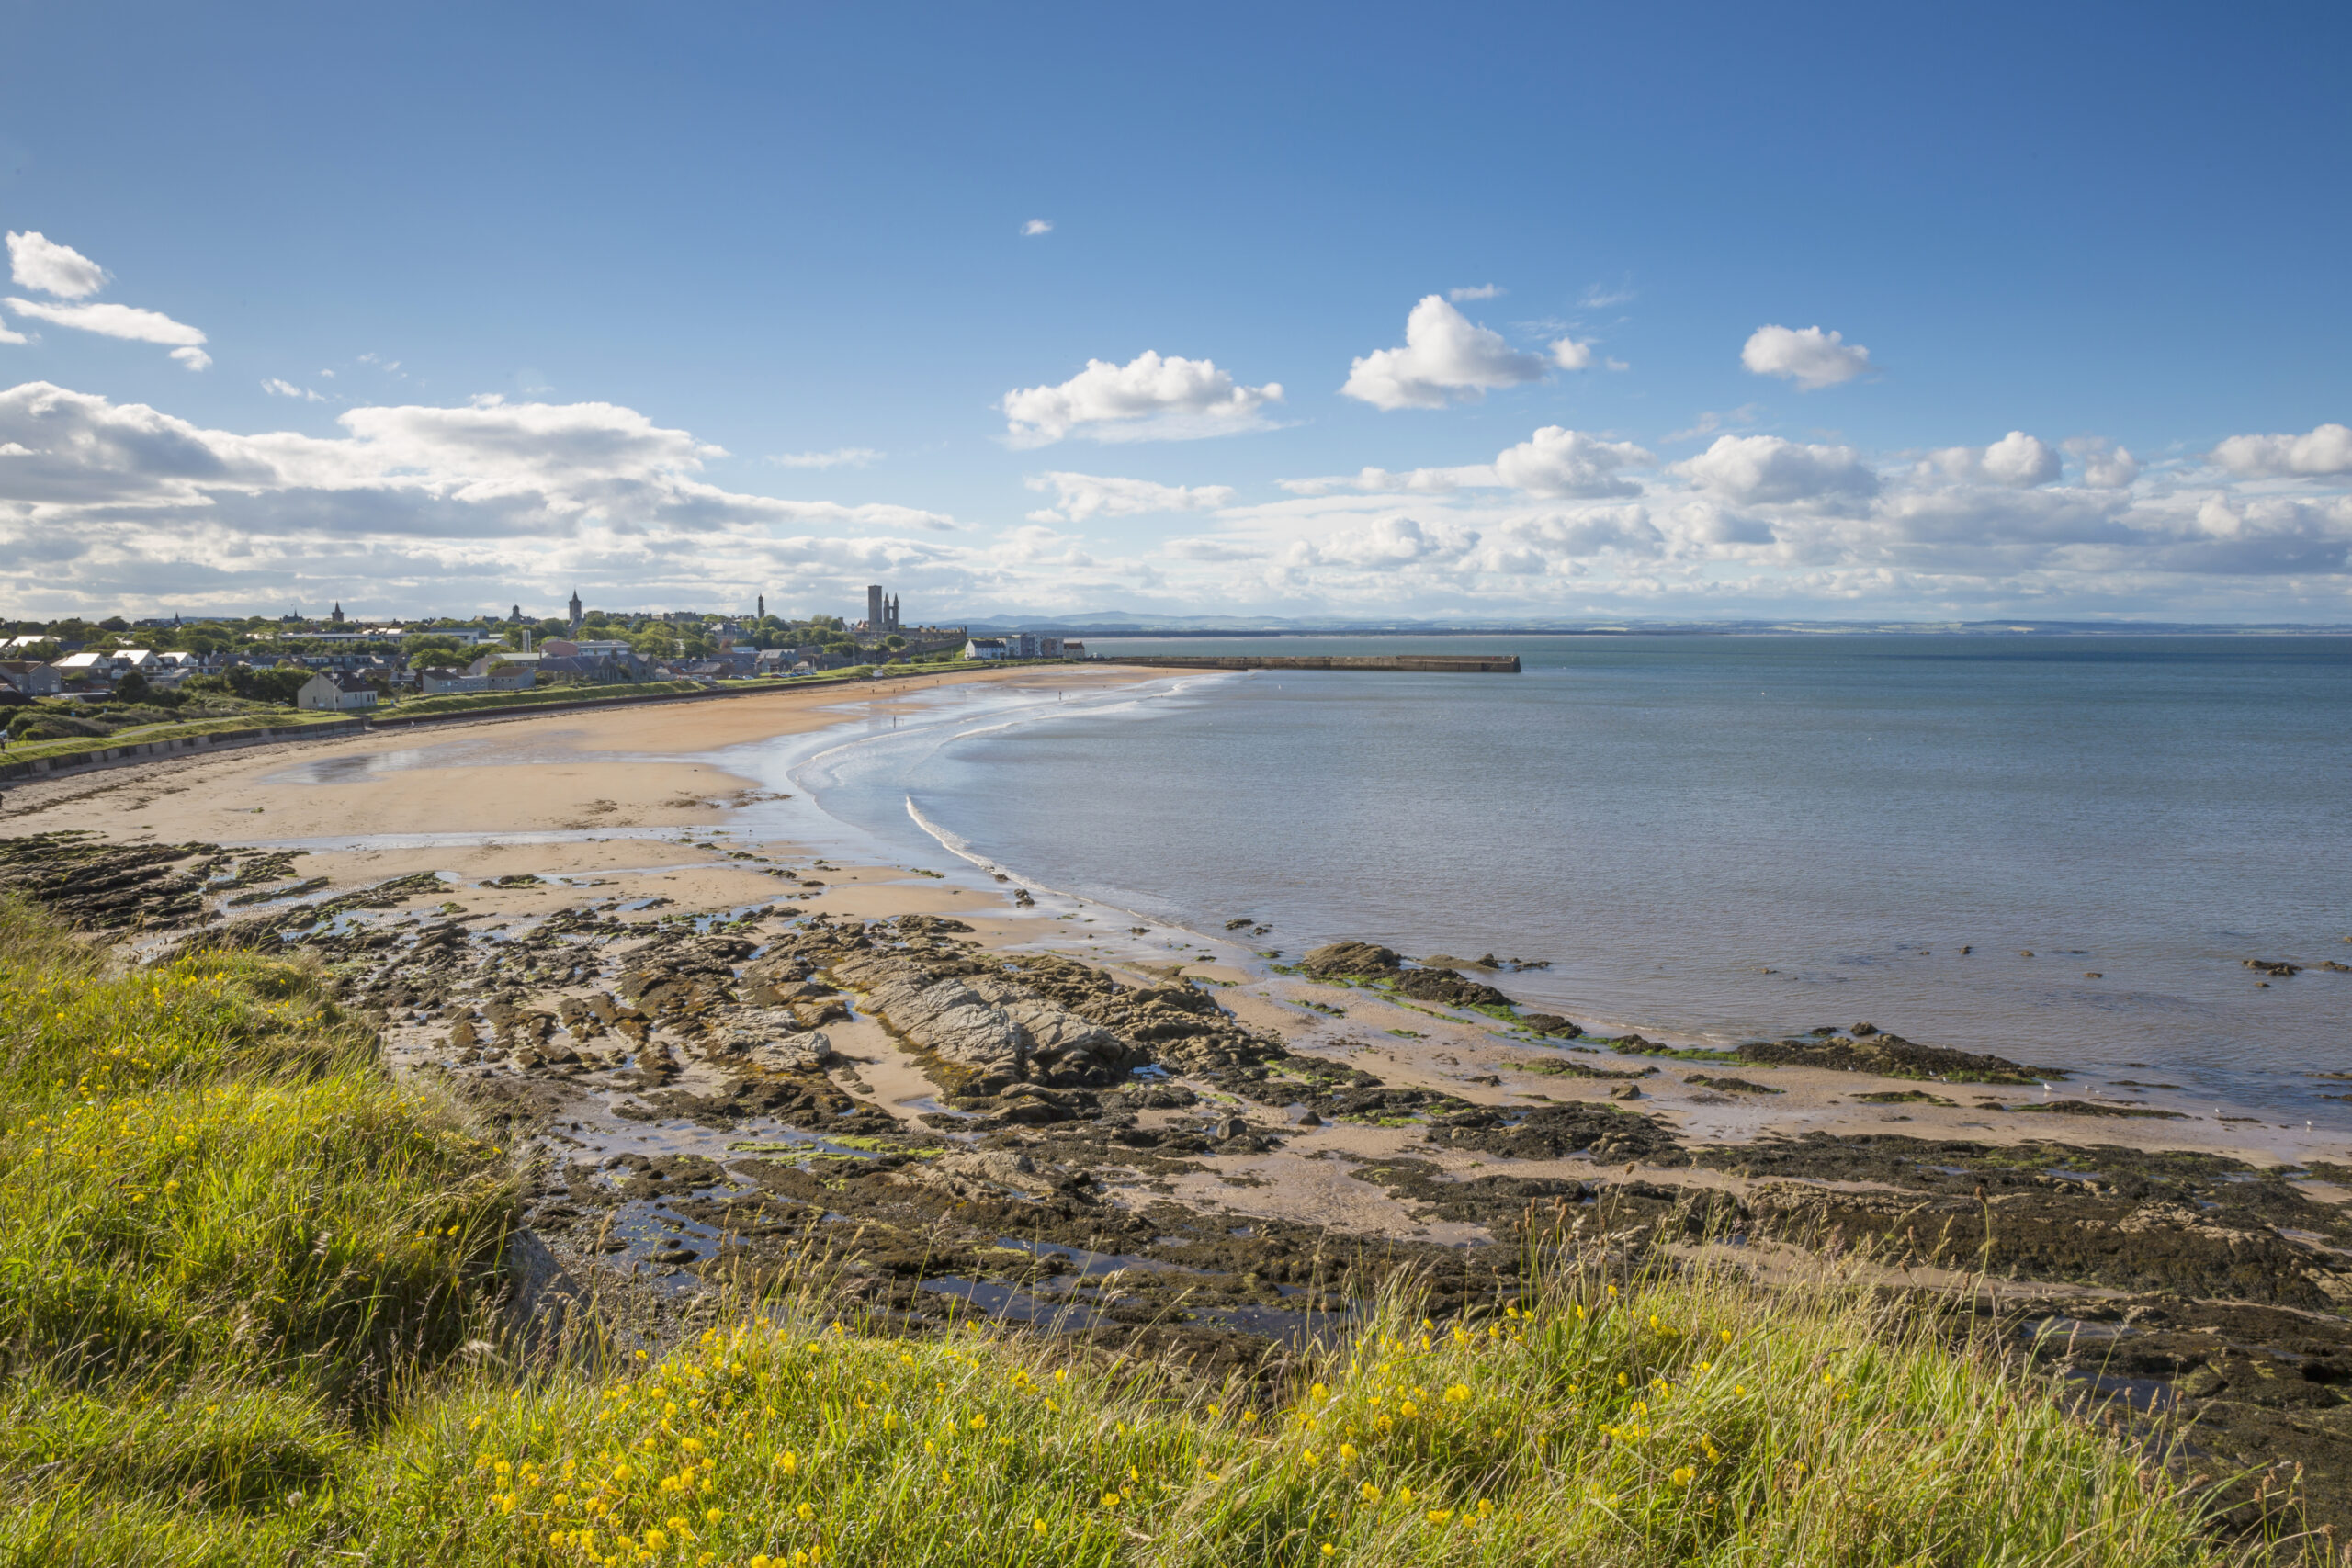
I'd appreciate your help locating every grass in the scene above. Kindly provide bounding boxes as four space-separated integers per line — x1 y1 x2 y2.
0 897 2271 1565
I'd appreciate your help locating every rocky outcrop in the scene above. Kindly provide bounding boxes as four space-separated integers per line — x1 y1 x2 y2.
1001 954 1291 1080
831 953 1138 1091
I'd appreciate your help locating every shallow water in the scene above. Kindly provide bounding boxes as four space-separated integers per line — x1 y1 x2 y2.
714 636 2352 1125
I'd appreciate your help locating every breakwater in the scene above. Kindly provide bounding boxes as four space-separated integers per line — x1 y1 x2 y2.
1104 653 1521 673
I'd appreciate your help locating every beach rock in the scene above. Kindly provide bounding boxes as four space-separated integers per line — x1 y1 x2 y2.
831 953 1138 1089
1396 967 1514 1010
1426 1102 1680 1163
734 1025 833 1073
789 998 851 1028
1300 942 1402 979
895 913 975 936
1685 1073 1781 1095
2244 959 2301 977
903 1147 1063 1200
1519 1013 1582 1038
1736 1031 2058 1086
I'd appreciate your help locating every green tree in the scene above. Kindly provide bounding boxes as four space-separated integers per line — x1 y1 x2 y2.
403 635 473 669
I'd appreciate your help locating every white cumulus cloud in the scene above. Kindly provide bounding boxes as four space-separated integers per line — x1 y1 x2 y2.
6 231 109 299
1551 337 1595 371
1022 219 1053 237
1682 434 1879 507
262 378 322 401
1925 431 2062 487
2210 423 2352 479
1449 283 1502 301
2064 436 2140 489
1492 426 1652 499
1001 351 1283 446
1340 295 1549 411
1740 323 1872 390
1023 471 1236 523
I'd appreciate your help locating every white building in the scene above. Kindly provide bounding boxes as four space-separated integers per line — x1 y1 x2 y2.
963 637 1009 660
298 671 379 711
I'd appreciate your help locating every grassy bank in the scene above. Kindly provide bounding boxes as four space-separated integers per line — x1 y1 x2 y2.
0 899 2252 1565
382 679 713 720
0 899 514 1563
0 708 355 767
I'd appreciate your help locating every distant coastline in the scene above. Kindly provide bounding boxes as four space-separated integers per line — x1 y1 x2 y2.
971 618 2352 637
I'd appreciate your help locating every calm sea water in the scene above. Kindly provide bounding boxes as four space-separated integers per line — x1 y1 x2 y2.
729 636 2352 1122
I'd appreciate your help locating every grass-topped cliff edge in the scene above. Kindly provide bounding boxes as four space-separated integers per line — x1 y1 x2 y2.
0 898 2280 1565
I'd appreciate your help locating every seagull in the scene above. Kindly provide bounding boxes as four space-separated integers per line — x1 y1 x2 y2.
2040 1081 2051 1100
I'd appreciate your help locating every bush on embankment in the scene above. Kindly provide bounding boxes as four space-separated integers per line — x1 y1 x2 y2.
0 897 2256 1566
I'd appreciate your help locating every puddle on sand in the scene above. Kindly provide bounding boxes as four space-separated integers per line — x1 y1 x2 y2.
2064 1371 2176 1415
995 1237 1194 1279
1195 1301 1359 1349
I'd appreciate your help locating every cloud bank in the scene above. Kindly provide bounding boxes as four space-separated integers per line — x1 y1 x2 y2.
3 378 2347 623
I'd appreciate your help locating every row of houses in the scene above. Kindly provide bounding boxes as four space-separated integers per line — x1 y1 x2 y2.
961 634 1086 660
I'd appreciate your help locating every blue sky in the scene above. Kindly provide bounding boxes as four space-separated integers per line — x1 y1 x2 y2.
1 0 2347 623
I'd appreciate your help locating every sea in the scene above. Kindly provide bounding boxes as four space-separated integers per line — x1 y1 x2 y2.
717 635 2352 1124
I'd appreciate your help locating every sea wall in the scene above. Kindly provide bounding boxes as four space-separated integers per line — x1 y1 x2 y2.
1103 653 1522 673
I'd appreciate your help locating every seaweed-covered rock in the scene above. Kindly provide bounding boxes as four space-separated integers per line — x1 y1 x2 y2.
1426 1102 1681 1163
1735 1031 2060 1085
1395 968 1515 1010
1300 942 1402 979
